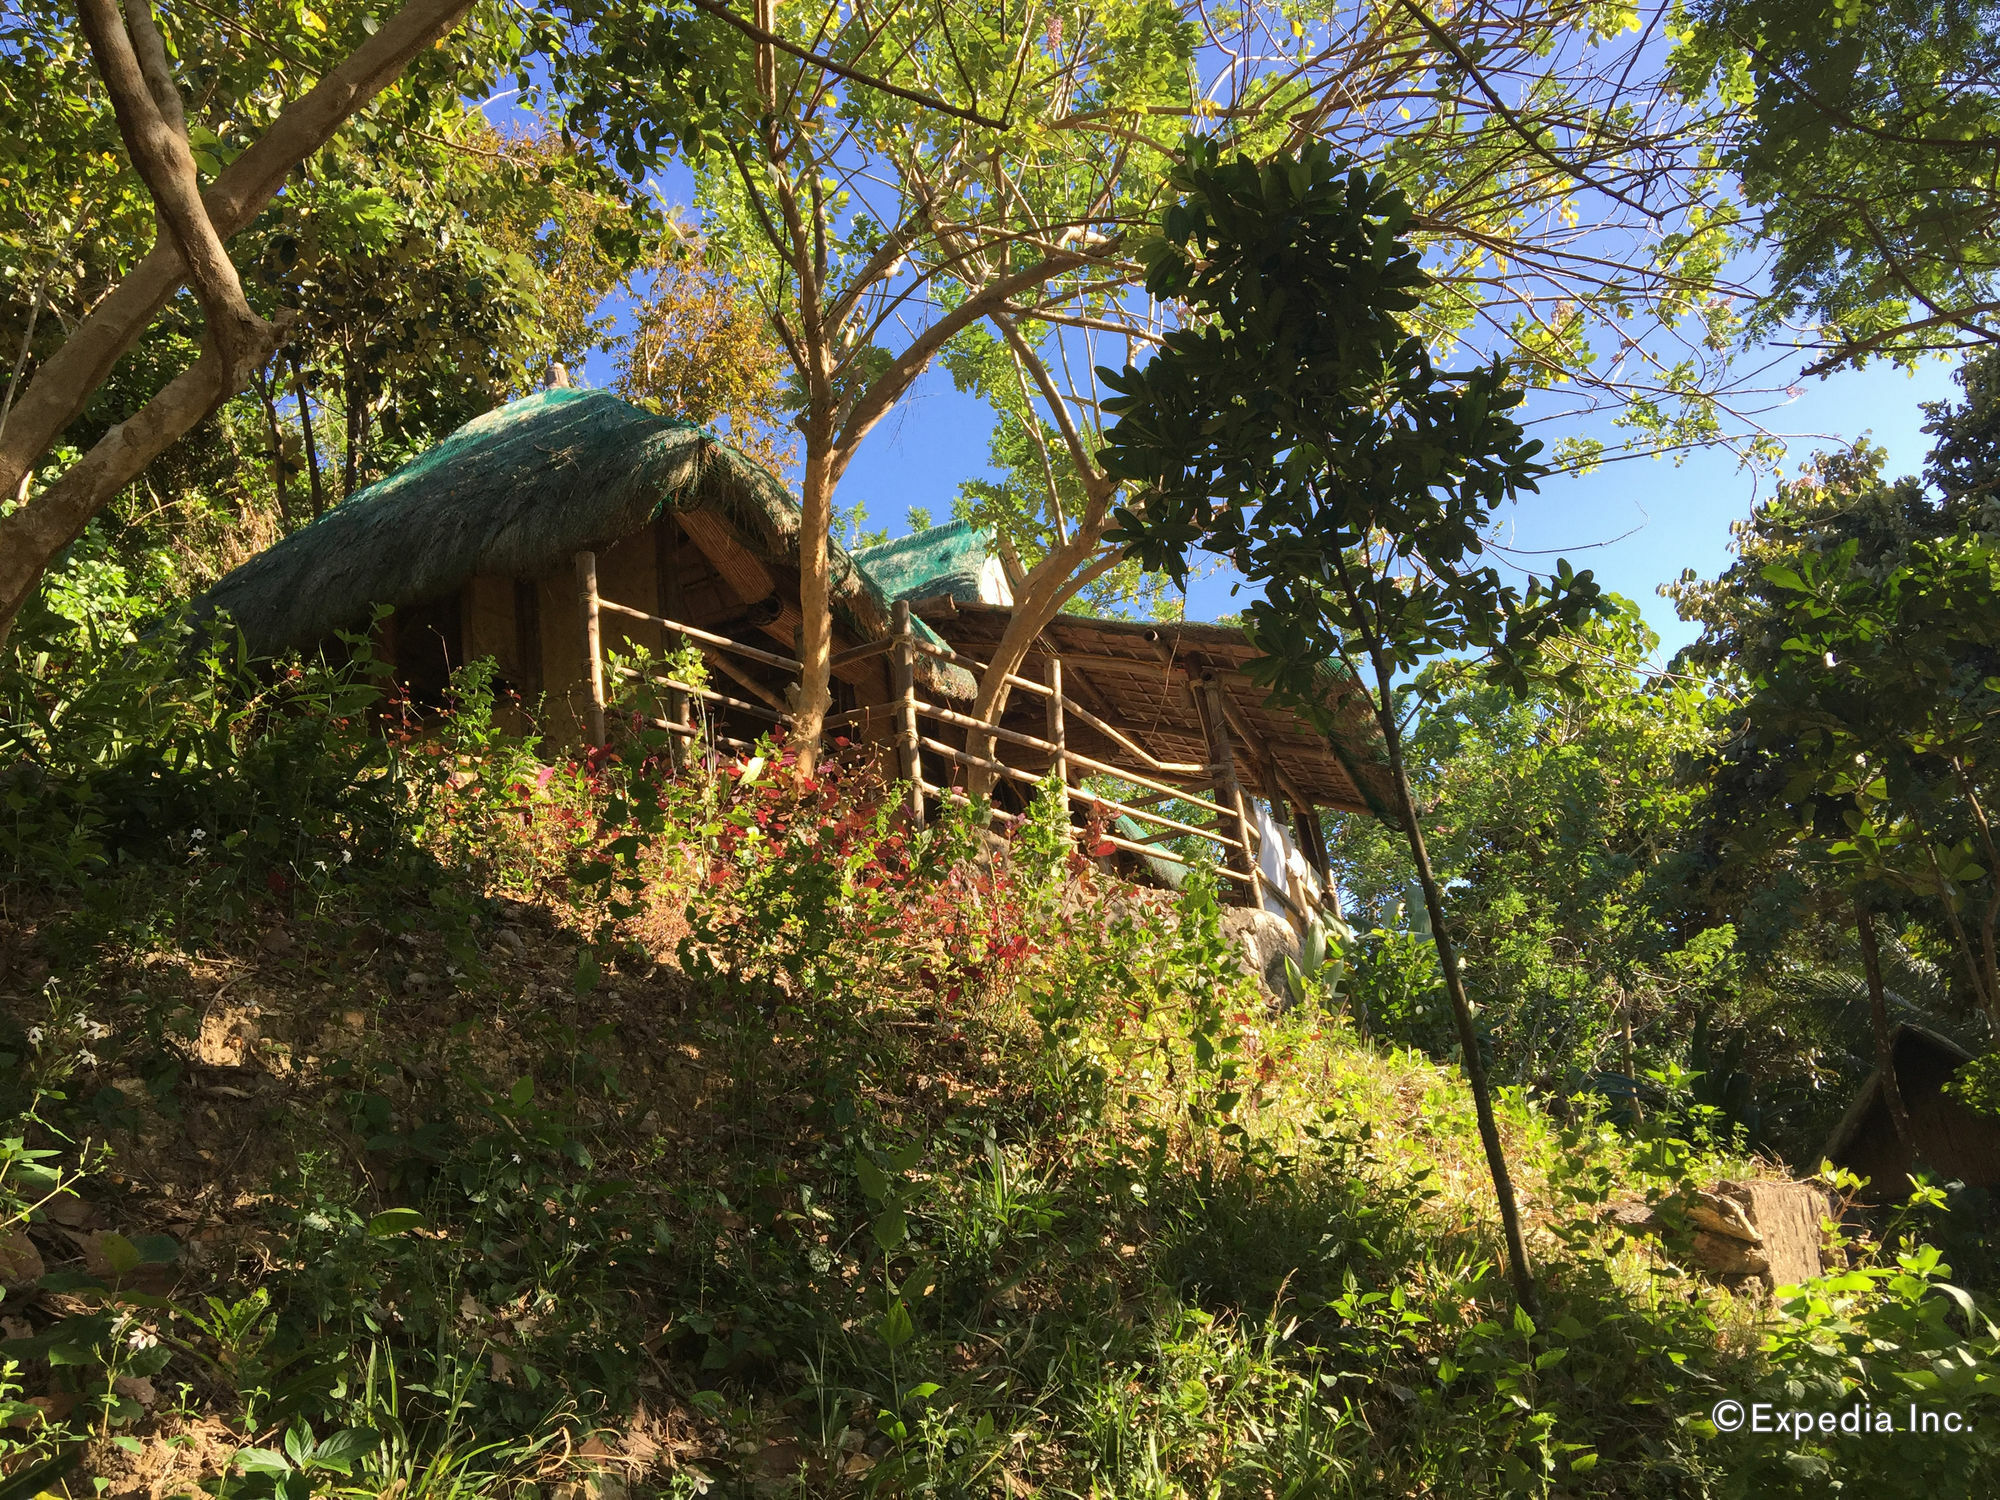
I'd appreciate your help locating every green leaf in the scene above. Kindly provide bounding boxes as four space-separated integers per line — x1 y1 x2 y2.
131 1233 180 1266
878 1297 915 1349
231 1448 295 1476
309 1428 381 1474
854 1151 889 1203
871 1206 908 1254
365 1208 427 1238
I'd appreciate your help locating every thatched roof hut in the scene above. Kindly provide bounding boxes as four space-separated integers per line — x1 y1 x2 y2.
913 600 1391 821
193 389 970 742
1820 1024 2000 1196
195 394 1385 914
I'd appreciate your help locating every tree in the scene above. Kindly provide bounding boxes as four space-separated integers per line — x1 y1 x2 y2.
1675 0 2000 373
0 0 503 645
0 0 726 648
1330 600 1735 1094
1100 139 1606 1314
1673 426 2000 1087
253 120 653 502
577 0 1753 770
617 232 798 475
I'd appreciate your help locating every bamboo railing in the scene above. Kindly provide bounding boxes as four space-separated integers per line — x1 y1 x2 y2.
575 553 1305 911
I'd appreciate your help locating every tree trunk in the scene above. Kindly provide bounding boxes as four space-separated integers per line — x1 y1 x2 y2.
1855 899 1916 1150
791 437 837 772
962 537 1122 798
342 343 360 499
252 361 293 527
1373 662 1540 1316
0 337 282 635
290 349 325 518
0 0 477 648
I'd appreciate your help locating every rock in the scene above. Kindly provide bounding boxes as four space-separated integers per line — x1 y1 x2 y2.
1220 906 1301 1005
0 1230 44 1288
494 928 526 957
1606 1177 1830 1295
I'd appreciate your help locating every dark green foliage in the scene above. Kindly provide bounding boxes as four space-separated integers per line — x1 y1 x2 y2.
1674 361 2000 1036
1099 137 1603 709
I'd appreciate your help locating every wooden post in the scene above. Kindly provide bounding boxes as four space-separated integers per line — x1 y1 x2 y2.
1196 673 1262 908
575 550 607 748
654 515 690 753
891 600 924 821
1045 654 1071 786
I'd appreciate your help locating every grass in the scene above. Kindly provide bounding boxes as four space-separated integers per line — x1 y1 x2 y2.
2 643 1997 1497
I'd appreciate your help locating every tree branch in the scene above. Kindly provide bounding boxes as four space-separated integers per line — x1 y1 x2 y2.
0 0 476 506
78 0 273 380
686 0 1009 130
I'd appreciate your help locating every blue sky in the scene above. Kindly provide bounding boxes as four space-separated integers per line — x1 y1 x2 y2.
677 349 1963 662
559 129 1965 668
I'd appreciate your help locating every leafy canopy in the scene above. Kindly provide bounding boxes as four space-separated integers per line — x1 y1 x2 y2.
1675 0 2000 372
1100 138 1604 709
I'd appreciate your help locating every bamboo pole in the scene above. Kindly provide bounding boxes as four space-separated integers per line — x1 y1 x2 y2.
654 515 690 759
913 698 1236 821
892 599 924 822
1046 655 1071 786
917 735 1237 848
593 596 802 672
1196 672 1263 908
575 550 607 749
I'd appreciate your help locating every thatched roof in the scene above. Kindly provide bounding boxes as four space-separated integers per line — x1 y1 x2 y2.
916 601 1391 816
1819 1023 1972 1164
854 520 1013 607
193 388 969 694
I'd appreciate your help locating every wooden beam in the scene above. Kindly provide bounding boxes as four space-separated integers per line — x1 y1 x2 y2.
1193 672 1262 904
1046 654 1070 787
653 515 690 756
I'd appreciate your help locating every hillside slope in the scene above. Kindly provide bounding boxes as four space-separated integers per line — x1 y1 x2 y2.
3 662 1997 1498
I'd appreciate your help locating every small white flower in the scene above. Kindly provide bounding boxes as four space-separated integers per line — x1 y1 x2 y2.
314 860 329 873
342 849 353 864
83 1020 111 1041
26 1026 43 1046
190 827 208 842
77 1049 98 1067
126 1326 158 1351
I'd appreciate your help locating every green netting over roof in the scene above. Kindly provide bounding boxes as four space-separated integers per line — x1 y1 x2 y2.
853 519 1002 605
191 388 969 695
